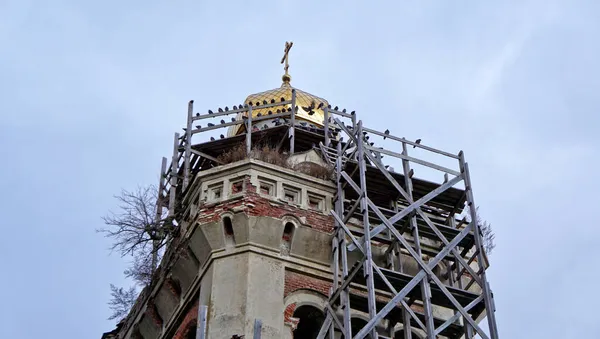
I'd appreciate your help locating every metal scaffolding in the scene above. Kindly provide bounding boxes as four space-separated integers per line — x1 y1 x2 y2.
155 88 499 339
315 113 499 339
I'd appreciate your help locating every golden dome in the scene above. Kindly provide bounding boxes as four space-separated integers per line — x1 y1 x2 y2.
227 80 329 136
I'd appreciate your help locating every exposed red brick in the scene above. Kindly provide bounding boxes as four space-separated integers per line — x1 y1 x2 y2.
172 299 199 339
145 300 163 327
284 303 297 322
165 278 182 299
196 179 334 233
284 271 332 298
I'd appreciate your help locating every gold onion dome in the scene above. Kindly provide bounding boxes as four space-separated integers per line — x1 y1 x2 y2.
227 41 328 136
227 79 328 136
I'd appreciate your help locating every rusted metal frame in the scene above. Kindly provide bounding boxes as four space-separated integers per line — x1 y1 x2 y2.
289 89 296 154
246 105 253 155
190 120 241 135
401 142 436 339
366 145 461 176
324 107 330 147
362 127 460 159
371 262 427 332
169 133 179 216
459 153 499 339
434 294 483 336
196 305 208 339
354 201 488 339
183 101 193 191
354 121 378 339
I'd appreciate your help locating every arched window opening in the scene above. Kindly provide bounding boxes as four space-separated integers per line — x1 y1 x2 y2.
281 222 295 255
168 277 182 299
223 216 236 246
293 305 324 339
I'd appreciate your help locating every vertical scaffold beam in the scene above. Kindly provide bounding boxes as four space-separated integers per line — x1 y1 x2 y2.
183 100 193 191
336 141 352 338
459 152 499 339
356 121 378 338
253 319 262 339
169 133 179 216
401 142 435 339
402 308 412 339
151 157 168 272
196 305 208 339
324 106 330 147
246 105 253 155
290 89 296 154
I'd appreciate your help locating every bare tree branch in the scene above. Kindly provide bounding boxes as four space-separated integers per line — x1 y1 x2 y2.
97 185 174 270
100 184 178 322
108 284 138 321
463 205 496 255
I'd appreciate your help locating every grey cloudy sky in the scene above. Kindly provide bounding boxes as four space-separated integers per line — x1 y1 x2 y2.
1 0 599 338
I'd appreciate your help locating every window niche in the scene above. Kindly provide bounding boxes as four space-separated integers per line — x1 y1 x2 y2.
257 177 276 197
282 185 301 204
207 183 224 202
230 177 245 195
281 221 296 255
307 193 325 211
223 215 236 247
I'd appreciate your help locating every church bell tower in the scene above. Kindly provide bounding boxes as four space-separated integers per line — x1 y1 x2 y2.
102 42 499 339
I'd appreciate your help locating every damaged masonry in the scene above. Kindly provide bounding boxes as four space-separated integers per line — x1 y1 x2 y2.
101 43 499 339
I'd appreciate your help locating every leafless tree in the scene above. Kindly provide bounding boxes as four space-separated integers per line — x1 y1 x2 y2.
108 284 138 321
463 206 496 255
99 185 176 321
98 185 175 273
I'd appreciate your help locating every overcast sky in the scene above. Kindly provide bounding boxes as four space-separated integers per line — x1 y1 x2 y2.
1 1 599 338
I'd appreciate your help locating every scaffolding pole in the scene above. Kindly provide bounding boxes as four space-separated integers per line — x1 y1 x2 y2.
317 116 499 339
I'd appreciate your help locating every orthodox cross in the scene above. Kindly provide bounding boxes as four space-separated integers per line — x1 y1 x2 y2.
280 41 294 76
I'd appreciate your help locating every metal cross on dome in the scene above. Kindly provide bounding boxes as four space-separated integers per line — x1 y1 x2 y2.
280 41 293 76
